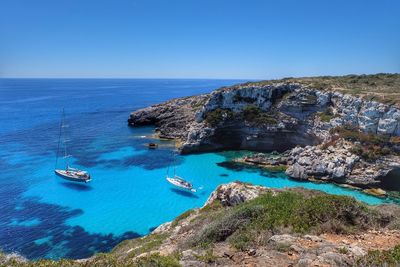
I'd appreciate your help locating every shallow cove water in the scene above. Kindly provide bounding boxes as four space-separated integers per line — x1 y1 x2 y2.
0 79 393 260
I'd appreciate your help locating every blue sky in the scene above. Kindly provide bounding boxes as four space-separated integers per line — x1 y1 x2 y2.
1 0 399 79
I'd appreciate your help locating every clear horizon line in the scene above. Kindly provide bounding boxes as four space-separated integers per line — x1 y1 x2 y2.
1 72 398 81
0 77 256 80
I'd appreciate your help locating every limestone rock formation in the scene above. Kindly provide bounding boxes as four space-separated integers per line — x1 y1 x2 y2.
285 139 400 187
128 81 400 188
129 83 400 152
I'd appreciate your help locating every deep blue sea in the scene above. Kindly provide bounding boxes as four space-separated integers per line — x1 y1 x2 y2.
0 79 393 260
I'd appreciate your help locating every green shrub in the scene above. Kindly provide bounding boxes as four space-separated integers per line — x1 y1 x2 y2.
338 247 348 254
190 204 264 247
356 245 400 266
200 200 223 214
204 108 234 126
190 191 377 250
242 105 260 120
317 108 337 122
276 243 292 252
171 209 195 227
113 233 168 257
228 228 256 250
242 105 277 125
194 249 218 263
134 253 181 267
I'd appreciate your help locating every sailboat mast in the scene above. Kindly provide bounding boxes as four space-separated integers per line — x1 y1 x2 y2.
62 109 69 170
173 151 176 177
55 111 63 170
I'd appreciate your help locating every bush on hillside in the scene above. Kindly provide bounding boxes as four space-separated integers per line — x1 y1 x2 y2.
241 105 277 125
204 108 234 126
189 191 382 250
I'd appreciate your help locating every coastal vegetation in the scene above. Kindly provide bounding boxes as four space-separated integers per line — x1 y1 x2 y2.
112 233 169 258
188 191 385 251
133 253 180 267
316 107 338 122
241 105 277 125
356 245 400 266
204 108 234 126
171 209 195 227
204 105 277 126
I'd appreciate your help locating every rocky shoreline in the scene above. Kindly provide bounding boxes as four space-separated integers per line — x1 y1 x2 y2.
128 78 400 192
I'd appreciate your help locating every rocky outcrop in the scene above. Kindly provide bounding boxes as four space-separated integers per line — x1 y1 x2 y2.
129 83 400 152
0 253 27 265
285 139 400 187
128 81 400 188
128 94 209 139
203 181 272 207
236 139 400 189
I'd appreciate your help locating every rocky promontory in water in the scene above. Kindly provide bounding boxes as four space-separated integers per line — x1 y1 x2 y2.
128 74 400 193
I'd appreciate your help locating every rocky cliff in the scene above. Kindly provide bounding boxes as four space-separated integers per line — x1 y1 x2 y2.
129 81 400 152
128 75 400 189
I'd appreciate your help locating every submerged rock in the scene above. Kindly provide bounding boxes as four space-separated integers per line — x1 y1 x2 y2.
363 188 387 197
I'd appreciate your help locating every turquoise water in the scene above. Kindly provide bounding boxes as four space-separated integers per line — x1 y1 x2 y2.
0 79 392 260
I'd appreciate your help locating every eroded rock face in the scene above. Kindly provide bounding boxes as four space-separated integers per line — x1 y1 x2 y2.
237 138 400 188
285 139 400 186
129 83 400 153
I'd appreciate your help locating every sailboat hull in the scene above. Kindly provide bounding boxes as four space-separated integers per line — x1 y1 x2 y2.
166 177 196 192
55 170 91 183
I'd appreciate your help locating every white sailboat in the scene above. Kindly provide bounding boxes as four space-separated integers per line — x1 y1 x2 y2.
166 153 196 192
54 109 91 183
